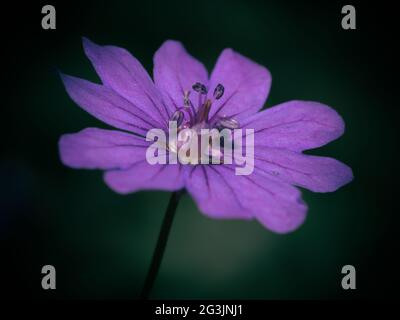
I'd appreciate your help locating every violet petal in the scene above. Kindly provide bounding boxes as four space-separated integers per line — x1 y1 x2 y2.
153 40 208 112
104 162 185 194
254 147 353 192
241 100 345 152
82 37 170 124
184 165 307 233
208 48 271 121
60 73 163 135
59 127 149 170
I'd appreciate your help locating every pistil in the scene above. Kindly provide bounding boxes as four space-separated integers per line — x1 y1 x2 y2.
167 82 239 164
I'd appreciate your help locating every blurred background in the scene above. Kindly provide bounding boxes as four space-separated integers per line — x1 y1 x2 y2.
0 0 398 299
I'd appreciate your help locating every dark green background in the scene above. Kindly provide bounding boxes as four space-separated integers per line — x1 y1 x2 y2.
1 0 398 299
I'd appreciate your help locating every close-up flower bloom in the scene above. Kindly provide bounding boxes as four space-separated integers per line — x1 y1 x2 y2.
59 38 353 234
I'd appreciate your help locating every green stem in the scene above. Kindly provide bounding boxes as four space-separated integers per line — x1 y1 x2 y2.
140 191 183 299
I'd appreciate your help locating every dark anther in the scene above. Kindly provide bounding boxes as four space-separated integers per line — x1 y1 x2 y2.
213 84 224 100
192 82 208 94
217 117 239 130
171 110 184 127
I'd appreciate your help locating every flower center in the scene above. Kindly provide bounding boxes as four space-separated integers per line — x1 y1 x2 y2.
167 83 240 164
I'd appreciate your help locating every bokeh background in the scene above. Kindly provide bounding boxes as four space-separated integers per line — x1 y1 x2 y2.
1 0 398 299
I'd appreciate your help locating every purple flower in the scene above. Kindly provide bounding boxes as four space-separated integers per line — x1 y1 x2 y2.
59 38 353 233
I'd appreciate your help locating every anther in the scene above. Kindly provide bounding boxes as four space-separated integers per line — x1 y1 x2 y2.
192 82 208 94
213 84 224 100
217 117 240 129
171 110 184 127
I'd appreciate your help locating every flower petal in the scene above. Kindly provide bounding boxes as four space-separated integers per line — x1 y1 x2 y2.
184 165 253 220
153 40 208 113
254 147 353 192
59 128 149 170
208 49 271 121
61 73 164 135
184 165 307 233
82 37 170 124
241 100 345 152
104 163 184 194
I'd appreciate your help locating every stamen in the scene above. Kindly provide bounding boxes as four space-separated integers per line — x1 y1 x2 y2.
183 90 191 108
217 117 240 129
182 90 196 124
171 110 184 127
192 82 208 94
213 84 224 100
197 99 212 123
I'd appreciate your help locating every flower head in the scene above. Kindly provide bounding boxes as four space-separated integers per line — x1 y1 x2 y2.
59 38 353 233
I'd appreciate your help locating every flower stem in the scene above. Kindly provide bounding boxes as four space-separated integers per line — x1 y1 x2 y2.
140 190 183 299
